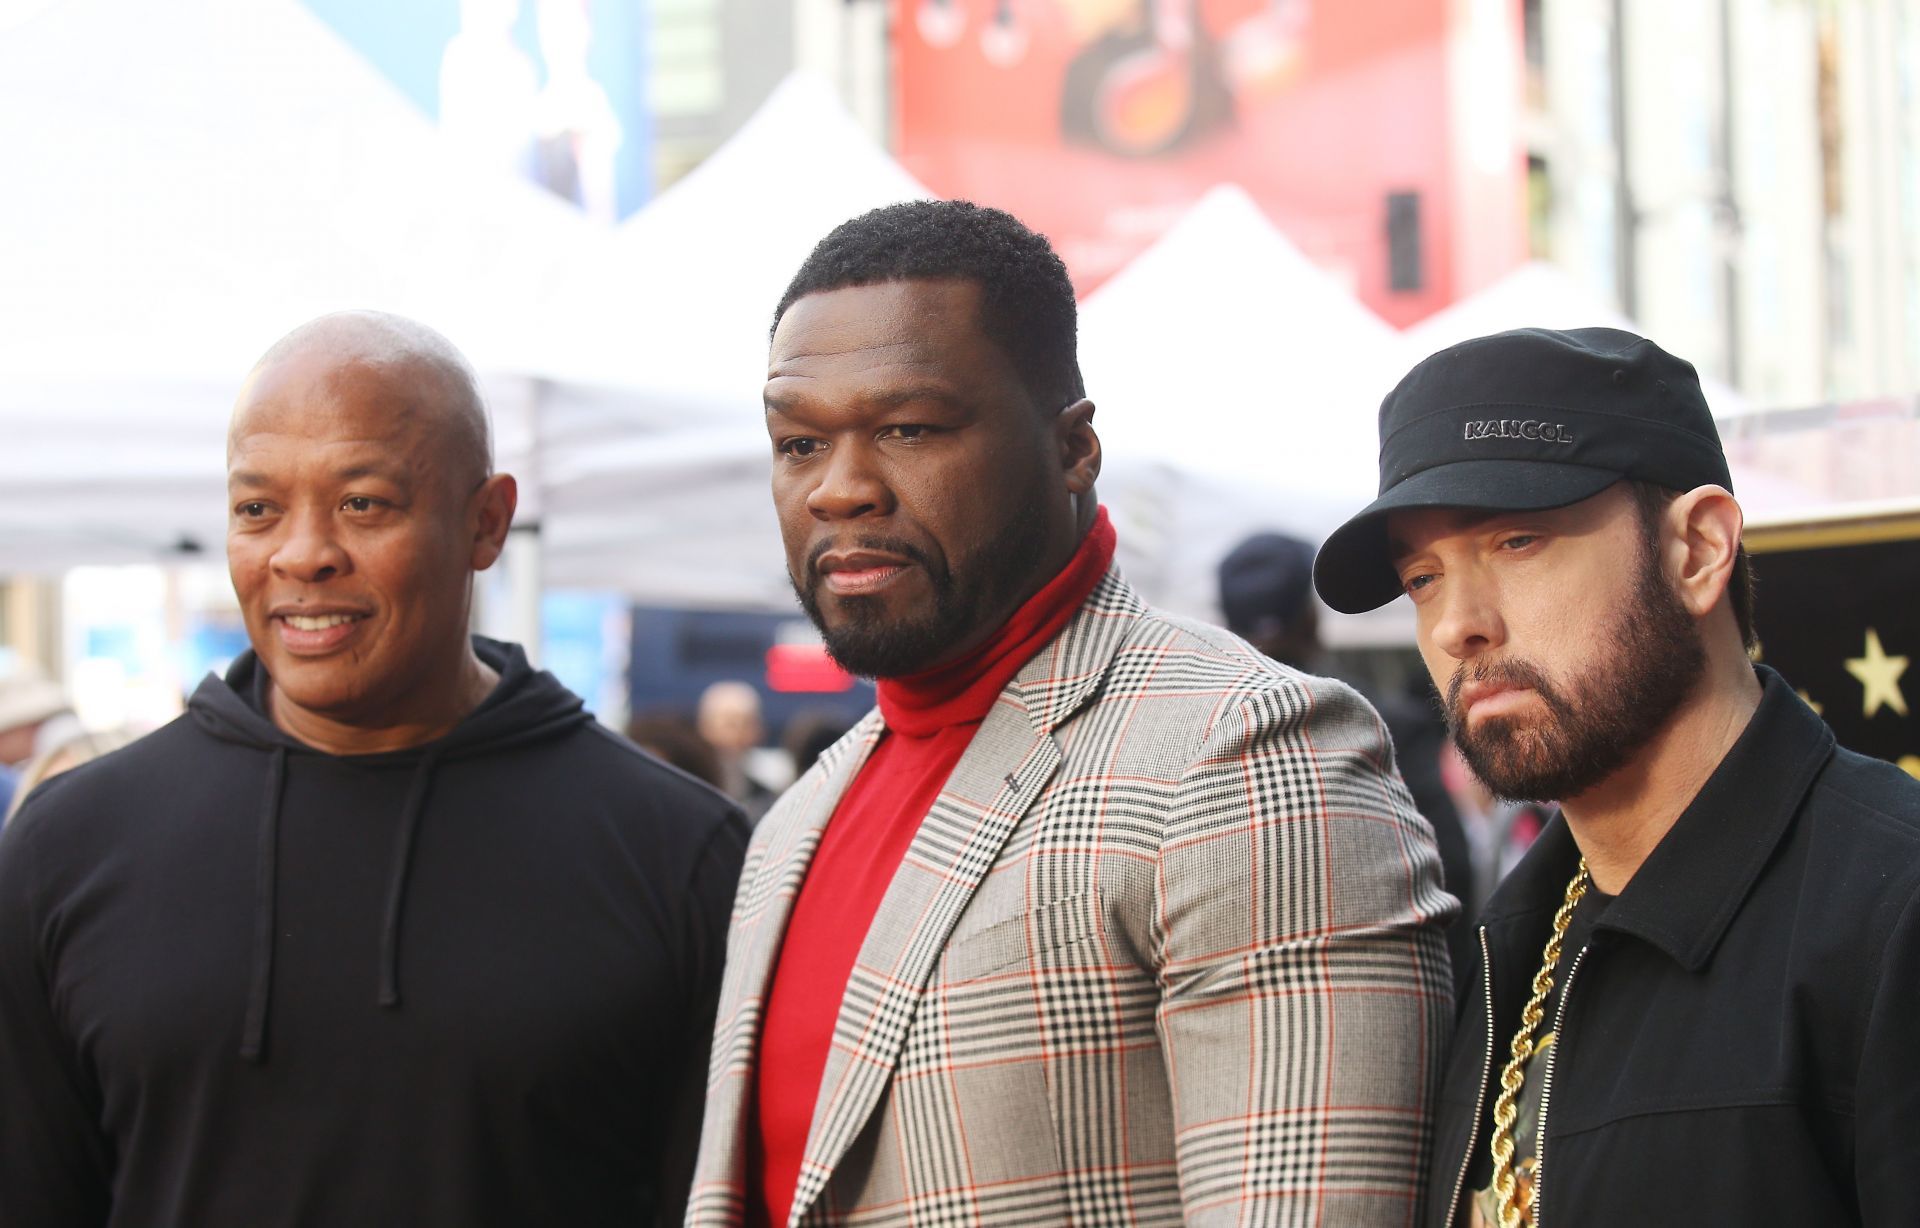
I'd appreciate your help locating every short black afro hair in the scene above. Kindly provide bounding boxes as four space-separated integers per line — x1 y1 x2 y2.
773 199 1086 413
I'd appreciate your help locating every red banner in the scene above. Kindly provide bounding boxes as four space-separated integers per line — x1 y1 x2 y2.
892 0 1525 325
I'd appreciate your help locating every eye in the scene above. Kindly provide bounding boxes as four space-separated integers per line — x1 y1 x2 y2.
881 424 931 442
1498 533 1540 551
777 437 823 459
1402 571 1438 596
234 501 271 519
342 496 383 514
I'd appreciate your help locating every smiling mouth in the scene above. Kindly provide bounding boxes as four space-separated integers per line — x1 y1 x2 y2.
273 611 370 654
282 613 363 632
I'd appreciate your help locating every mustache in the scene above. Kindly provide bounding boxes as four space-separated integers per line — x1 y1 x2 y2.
1444 656 1559 725
803 535 940 586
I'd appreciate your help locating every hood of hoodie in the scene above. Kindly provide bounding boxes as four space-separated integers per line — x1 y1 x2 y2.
189 635 590 761
185 636 592 1064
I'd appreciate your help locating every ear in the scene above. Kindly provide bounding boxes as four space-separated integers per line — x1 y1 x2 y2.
469 473 518 572
1665 484 1743 621
1052 398 1101 495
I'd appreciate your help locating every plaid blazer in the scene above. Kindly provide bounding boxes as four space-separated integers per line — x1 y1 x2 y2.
689 569 1454 1226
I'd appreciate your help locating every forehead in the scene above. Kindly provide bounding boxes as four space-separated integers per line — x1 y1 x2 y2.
767 278 1005 389
1384 506 1508 559
1385 486 1638 560
229 348 439 462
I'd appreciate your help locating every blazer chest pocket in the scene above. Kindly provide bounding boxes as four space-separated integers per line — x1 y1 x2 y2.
940 889 1101 984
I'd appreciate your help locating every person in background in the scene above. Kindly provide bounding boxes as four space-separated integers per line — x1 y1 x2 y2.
0 310 747 1228
627 709 725 790
0 666 77 770
779 706 858 779
696 679 777 821
1314 326 1920 1226
0 668 81 821
1219 530 1478 992
688 199 1453 1227
2 726 141 826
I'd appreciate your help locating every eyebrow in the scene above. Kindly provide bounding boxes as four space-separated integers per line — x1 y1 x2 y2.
334 462 409 483
228 462 409 488
765 384 968 416
1388 509 1532 560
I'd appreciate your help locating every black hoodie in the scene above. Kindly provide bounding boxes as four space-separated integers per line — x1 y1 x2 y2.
0 638 747 1228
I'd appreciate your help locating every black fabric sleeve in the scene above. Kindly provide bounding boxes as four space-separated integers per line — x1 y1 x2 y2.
651 807 748 1228
1856 876 1920 1225
0 802 113 1227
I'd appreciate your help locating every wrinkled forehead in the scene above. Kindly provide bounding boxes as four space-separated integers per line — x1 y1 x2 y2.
227 348 474 478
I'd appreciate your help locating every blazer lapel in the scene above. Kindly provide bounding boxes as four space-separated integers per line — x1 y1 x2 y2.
691 714 882 1226
787 565 1146 1224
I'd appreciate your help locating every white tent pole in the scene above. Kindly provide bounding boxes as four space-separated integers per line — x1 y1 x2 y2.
504 524 543 665
505 374 548 663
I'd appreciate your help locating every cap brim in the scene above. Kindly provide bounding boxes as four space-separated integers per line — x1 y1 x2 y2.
1312 460 1624 614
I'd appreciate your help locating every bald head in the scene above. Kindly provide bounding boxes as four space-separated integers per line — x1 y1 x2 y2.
224 310 520 751
233 310 492 491
697 680 764 757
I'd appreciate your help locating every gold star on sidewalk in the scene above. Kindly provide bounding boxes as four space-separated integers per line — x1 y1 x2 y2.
1845 628 1910 719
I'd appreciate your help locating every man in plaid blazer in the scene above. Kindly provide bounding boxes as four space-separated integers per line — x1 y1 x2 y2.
689 201 1455 1226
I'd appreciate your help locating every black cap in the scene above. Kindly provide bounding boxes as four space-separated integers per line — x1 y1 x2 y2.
1218 532 1316 638
1312 327 1732 613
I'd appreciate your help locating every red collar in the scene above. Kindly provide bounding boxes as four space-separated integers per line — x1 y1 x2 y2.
877 508 1116 738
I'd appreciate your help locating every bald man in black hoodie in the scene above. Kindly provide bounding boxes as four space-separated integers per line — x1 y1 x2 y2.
0 312 748 1227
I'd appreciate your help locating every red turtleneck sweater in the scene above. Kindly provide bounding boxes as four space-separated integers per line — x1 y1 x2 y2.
746 510 1116 1227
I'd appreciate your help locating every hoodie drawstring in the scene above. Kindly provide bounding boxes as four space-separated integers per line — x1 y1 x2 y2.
378 748 444 1009
241 746 288 1063
240 744 446 1060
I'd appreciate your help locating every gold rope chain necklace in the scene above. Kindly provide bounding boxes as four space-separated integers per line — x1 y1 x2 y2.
1487 857 1591 1228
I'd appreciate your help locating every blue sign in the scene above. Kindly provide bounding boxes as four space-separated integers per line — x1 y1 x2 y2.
301 0 653 220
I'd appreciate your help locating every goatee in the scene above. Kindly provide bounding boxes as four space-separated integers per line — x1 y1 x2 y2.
791 486 1052 679
1445 537 1705 803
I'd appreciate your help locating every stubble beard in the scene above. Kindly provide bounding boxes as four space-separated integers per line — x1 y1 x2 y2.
1444 536 1706 803
791 484 1054 680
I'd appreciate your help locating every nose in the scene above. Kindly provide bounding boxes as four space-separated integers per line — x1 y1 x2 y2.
270 506 350 583
1427 568 1505 663
804 440 893 522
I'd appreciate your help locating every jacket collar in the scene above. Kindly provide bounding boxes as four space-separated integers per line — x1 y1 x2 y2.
1482 667 1835 971
1007 565 1145 736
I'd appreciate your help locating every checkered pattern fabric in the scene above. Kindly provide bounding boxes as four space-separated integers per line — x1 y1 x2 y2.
689 569 1455 1226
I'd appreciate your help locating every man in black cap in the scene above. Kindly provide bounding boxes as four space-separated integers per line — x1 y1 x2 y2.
1314 327 1920 1226
1217 531 1322 669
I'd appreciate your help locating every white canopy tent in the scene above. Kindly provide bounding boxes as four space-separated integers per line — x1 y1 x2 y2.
1400 261 1753 419
0 0 598 573
0 1 940 622
533 73 932 601
531 71 929 415
1074 185 1411 639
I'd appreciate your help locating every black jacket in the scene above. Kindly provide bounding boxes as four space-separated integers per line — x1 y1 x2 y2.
1427 667 1920 1226
0 638 748 1227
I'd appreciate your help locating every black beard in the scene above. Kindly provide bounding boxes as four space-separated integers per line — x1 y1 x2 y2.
791 487 1054 679
1444 535 1706 803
